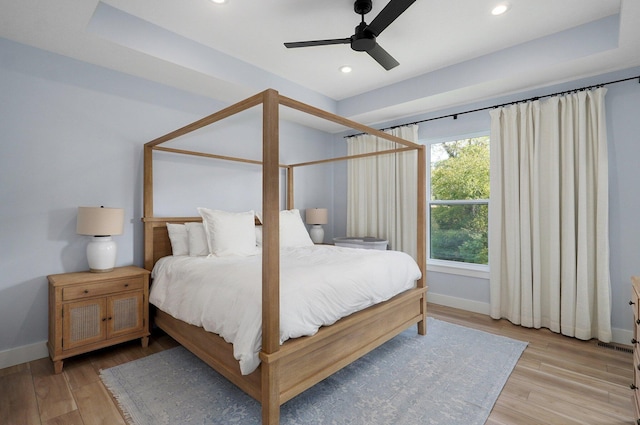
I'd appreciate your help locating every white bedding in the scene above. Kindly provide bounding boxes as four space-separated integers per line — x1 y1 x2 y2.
149 245 421 375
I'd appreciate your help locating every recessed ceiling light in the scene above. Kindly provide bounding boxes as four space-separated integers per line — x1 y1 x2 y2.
211 0 227 4
339 65 352 74
491 2 510 15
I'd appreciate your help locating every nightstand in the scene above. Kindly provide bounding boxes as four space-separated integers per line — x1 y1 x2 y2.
47 265 150 373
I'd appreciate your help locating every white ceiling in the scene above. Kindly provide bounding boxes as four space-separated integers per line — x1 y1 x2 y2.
1 0 638 130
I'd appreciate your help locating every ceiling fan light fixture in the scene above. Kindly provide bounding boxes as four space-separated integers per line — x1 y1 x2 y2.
339 65 353 73
491 2 510 15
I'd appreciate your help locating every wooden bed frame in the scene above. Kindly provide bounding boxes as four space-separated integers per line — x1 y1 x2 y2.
142 89 427 425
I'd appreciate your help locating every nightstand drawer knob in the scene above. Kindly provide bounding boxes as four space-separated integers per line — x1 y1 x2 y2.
124 284 129 288
84 290 89 294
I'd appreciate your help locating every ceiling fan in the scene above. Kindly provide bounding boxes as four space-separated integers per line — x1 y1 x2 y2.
284 0 416 71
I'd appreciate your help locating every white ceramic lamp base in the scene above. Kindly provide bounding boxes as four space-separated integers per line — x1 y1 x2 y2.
309 225 325 244
86 236 117 272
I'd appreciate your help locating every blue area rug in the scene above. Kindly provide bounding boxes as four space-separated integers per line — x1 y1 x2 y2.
101 318 527 425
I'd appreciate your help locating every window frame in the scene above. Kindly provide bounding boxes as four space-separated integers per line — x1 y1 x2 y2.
425 134 490 278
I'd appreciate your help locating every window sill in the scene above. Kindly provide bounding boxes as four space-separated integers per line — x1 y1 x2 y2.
426 260 489 279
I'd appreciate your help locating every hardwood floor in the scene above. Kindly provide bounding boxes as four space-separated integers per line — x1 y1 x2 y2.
1 303 635 424
429 304 635 425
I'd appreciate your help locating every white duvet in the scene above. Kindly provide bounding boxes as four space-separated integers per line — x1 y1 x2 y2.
149 245 421 375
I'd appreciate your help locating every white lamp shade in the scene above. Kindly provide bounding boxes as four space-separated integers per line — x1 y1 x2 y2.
305 208 328 225
77 206 124 236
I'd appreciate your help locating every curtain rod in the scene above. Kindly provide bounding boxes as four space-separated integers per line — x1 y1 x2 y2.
345 75 640 138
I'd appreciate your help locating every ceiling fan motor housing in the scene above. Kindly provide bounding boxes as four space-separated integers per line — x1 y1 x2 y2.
351 22 376 52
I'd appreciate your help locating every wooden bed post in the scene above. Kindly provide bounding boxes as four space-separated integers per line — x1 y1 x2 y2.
416 145 427 335
261 88 281 425
143 145 153 218
143 145 154 271
286 166 294 210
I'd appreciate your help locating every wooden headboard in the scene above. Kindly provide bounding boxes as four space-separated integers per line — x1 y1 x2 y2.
142 217 201 271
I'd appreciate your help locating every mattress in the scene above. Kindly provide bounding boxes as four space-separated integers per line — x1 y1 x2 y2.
149 245 421 375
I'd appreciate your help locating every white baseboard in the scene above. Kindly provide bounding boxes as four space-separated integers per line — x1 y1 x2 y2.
427 292 632 347
0 340 48 370
427 292 491 315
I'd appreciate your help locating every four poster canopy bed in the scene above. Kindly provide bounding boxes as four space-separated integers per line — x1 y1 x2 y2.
142 89 427 425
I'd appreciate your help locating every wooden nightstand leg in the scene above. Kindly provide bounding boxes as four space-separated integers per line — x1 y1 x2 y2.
53 360 63 374
141 336 149 348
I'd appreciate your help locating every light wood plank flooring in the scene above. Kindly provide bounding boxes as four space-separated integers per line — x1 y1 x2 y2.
1 303 635 424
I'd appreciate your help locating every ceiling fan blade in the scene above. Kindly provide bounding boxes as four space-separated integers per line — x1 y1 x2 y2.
284 38 351 48
367 43 399 70
366 0 417 36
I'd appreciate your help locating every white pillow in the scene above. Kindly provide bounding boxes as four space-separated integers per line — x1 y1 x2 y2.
166 223 189 256
255 226 262 247
185 222 209 256
198 208 257 256
280 209 314 248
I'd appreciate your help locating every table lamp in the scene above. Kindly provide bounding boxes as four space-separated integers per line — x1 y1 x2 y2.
305 208 328 244
77 206 124 272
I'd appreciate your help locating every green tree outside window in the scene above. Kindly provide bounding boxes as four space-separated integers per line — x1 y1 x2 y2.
430 137 489 265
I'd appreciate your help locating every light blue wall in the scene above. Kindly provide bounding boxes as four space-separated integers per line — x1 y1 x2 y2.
606 75 640 336
0 38 335 355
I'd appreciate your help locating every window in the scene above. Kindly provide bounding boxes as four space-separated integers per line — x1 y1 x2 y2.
428 136 489 267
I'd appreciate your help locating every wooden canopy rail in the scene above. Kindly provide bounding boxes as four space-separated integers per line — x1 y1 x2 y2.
142 89 426 425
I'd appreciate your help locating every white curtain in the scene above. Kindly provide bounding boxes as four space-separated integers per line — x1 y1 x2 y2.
489 87 611 341
347 125 418 259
